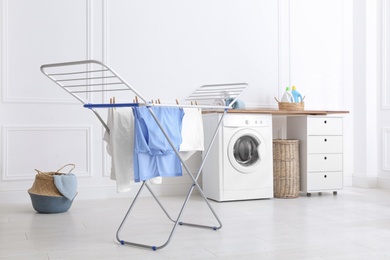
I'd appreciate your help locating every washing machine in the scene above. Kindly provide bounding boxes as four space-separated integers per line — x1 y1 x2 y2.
202 113 273 202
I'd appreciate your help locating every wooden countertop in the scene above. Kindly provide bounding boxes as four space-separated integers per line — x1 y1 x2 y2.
203 109 350 115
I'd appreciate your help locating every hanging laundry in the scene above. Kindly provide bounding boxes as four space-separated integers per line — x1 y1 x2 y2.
103 108 134 192
133 106 184 182
180 108 204 161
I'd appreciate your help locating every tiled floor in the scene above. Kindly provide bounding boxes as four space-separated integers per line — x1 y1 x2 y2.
2 187 390 259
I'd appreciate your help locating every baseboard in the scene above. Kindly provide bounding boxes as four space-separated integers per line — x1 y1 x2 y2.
343 175 353 186
352 175 378 188
0 180 199 204
0 185 137 204
377 176 390 190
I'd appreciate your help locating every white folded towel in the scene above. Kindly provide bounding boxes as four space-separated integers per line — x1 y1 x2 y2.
103 108 134 193
180 108 204 161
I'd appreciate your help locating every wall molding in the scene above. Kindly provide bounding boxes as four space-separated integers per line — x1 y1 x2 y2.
102 0 109 176
277 0 291 99
2 125 92 181
1 0 92 104
102 0 108 65
384 127 390 171
1 0 8 103
382 0 390 110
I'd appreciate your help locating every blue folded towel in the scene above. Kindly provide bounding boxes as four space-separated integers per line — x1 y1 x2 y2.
53 173 77 200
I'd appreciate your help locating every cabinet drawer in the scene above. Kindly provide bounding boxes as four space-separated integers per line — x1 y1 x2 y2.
307 154 343 172
308 117 343 135
307 136 343 153
307 172 343 191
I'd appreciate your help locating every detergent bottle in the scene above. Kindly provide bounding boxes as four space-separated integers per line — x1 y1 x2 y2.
291 86 303 103
281 87 294 102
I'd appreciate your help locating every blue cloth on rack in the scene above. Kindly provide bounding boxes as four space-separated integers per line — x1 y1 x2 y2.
133 106 184 182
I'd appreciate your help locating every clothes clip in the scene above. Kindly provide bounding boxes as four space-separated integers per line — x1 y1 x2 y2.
195 100 200 111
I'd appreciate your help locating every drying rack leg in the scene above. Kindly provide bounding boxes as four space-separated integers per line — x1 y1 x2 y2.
177 182 222 230
178 111 226 230
145 107 224 232
115 108 225 251
115 179 222 251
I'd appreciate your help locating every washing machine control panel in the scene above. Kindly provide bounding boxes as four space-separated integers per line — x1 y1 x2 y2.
223 114 271 127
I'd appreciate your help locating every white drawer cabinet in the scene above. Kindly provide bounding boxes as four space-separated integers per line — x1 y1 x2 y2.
307 117 343 135
307 154 343 172
307 136 343 153
307 172 343 191
287 116 343 196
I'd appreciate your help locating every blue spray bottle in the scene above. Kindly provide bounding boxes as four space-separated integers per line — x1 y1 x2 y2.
291 86 303 103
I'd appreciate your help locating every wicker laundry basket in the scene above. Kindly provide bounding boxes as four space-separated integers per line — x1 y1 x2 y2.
273 140 300 198
278 102 304 111
274 97 304 111
28 164 77 213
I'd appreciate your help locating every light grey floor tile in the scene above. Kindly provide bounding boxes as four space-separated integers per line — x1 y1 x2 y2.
1 187 390 259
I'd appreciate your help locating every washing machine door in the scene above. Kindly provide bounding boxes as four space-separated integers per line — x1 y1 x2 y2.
227 129 265 174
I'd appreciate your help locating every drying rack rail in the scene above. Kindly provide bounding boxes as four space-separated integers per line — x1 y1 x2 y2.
40 60 247 250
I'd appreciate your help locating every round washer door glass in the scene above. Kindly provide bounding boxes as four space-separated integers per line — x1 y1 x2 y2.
233 136 259 166
228 129 264 173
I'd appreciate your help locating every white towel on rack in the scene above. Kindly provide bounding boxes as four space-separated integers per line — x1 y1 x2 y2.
103 108 134 193
180 108 204 161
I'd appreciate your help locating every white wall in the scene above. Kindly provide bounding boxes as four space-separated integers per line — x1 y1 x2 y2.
352 0 390 188
375 0 390 188
0 0 357 203
105 0 279 107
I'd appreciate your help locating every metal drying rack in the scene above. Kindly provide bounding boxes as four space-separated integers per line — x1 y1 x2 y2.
40 60 247 250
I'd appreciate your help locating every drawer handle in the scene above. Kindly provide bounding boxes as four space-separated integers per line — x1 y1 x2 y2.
324 138 327 142
324 156 327 160
324 120 327 124
324 175 327 178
